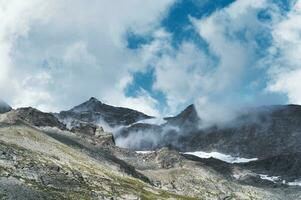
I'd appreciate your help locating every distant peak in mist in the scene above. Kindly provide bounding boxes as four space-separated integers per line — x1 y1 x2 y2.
164 104 201 128
88 97 102 103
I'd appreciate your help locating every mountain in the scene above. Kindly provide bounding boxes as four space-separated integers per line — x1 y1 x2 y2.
0 100 12 114
178 104 301 158
164 104 200 128
1 98 301 199
119 104 301 157
115 104 201 150
57 97 152 128
164 104 201 133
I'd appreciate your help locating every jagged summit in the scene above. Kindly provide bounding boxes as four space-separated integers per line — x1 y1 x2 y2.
0 100 12 114
58 97 153 127
89 97 100 102
164 104 201 128
70 97 103 113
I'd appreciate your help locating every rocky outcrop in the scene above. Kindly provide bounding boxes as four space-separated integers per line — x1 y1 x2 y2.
1 107 66 130
70 120 115 147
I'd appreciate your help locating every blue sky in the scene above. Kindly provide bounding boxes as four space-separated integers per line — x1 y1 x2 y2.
1 0 301 119
125 0 292 113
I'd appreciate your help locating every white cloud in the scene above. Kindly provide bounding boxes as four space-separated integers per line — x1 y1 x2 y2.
0 0 174 115
192 0 268 93
266 0 301 104
0 0 54 98
144 0 269 119
153 42 210 113
2 0 300 118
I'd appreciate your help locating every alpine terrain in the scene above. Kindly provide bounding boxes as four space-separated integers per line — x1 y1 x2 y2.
0 97 301 199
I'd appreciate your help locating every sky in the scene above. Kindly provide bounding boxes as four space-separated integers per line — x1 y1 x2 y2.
0 0 301 119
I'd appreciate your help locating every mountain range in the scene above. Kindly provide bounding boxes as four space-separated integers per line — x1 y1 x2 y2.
0 97 301 199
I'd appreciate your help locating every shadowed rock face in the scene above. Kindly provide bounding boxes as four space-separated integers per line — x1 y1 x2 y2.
0 100 12 114
57 97 152 127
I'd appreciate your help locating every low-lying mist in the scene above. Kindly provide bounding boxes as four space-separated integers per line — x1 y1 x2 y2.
107 103 286 151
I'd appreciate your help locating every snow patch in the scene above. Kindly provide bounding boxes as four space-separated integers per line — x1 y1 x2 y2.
288 180 301 186
135 151 155 154
183 151 258 163
259 174 280 182
258 175 301 187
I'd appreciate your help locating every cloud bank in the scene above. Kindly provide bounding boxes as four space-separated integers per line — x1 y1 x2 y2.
1 0 301 119
0 0 174 116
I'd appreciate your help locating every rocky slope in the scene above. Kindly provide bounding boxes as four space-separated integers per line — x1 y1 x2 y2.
0 119 196 199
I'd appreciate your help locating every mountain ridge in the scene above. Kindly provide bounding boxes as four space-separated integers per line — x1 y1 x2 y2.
2 98 301 199
57 97 153 128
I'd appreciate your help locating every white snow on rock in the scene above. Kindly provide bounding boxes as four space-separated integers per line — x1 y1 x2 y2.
258 175 301 187
135 151 155 154
259 174 280 182
288 180 301 186
182 151 258 163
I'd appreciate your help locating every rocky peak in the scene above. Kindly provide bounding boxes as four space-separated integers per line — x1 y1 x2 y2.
164 104 201 129
0 100 12 114
89 97 100 102
59 97 152 127
70 97 103 113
